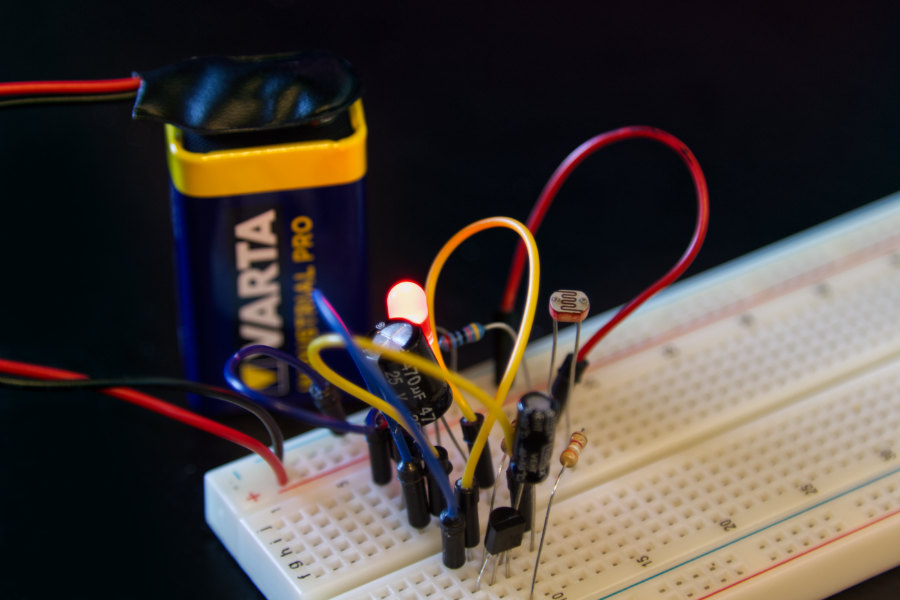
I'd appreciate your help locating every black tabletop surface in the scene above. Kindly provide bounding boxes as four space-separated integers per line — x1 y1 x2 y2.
1 2 899 598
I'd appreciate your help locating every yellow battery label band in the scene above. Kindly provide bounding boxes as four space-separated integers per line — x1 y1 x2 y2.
166 100 367 197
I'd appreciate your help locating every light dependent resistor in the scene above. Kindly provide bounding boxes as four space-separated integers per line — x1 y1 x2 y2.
548 290 590 323
437 322 485 351
547 290 591 436
560 431 587 468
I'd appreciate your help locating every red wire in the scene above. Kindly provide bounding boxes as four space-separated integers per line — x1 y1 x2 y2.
0 358 289 486
0 76 142 97
498 126 710 362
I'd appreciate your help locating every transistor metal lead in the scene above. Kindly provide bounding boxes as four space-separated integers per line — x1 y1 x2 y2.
476 507 526 590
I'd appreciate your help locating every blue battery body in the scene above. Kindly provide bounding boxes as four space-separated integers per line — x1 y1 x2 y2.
170 180 367 411
163 95 369 411
132 52 370 411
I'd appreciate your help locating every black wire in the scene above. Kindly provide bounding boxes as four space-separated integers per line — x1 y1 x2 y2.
0 91 137 109
0 375 285 460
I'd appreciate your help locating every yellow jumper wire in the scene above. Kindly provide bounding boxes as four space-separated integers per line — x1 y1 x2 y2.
308 333 515 455
424 217 540 489
306 334 431 453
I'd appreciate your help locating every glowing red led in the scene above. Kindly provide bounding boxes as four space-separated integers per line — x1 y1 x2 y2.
386 280 434 343
387 281 428 324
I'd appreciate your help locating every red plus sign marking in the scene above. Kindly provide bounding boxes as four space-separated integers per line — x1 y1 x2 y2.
246 492 260 502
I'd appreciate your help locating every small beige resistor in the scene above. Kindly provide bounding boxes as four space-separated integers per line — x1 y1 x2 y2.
530 430 589 600
560 431 587 468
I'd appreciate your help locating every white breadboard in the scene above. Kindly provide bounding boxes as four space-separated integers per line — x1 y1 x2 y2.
205 193 900 600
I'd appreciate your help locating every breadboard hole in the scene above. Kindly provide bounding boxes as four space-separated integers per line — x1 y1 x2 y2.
576 262 900 471
252 479 424 581
284 437 369 479
855 480 900 519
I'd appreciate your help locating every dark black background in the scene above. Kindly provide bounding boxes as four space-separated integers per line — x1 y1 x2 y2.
1 2 899 598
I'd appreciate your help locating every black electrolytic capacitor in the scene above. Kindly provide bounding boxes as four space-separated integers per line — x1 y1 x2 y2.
365 419 392 485
510 391 559 484
397 460 430 528
440 513 466 569
455 478 480 548
368 319 453 426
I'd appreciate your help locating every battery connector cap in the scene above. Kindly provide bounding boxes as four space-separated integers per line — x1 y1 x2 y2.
134 51 360 134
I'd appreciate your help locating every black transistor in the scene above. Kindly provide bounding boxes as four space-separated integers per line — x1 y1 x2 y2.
476 507 526 589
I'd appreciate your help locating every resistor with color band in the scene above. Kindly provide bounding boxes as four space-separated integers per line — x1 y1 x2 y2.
560 431 587 468
437 322 485 351
530 430 589 600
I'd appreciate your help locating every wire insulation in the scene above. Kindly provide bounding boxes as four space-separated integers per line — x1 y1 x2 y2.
0 76 142 97
0 91 137 109
311 291 458 517
424 216 541 489
223 345 371 435
388 418 414 464
305 336 418 434
311 333 515 447
0 358 288 485
498 126 709 361
309 291 428 444
0 374 285 460
485 321 533 390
